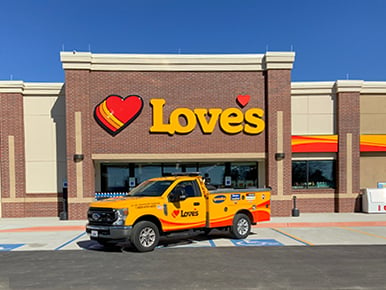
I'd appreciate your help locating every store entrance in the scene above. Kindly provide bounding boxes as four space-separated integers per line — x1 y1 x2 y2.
99 162 260 192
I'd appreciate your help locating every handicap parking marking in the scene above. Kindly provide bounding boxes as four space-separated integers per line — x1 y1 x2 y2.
0 244 25 251
231 239 283 247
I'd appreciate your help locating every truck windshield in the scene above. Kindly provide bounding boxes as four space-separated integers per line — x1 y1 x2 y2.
129 180 173 197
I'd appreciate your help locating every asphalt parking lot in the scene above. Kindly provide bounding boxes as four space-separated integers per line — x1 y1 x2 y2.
0 213 385 251
1 213 386 289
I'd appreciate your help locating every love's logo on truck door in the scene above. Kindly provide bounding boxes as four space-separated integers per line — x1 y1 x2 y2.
171 209 199 218
94 94 265 136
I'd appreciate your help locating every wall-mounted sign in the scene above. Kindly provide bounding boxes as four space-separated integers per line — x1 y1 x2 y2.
150 95 265 135
94 94 265 136
94 95 143 136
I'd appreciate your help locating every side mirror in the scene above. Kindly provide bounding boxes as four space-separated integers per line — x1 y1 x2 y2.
168 186 187 202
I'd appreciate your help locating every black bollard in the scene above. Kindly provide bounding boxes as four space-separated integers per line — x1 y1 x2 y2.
291 195 300 217
60 187 68 220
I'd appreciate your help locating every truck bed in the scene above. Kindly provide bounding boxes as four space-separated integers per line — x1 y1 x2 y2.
209 187 271 194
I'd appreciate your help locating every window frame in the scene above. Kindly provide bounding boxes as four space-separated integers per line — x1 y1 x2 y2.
292 158 336 189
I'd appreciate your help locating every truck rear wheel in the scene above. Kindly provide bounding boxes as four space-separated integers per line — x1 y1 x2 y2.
130 221 160 252
230 213 251 239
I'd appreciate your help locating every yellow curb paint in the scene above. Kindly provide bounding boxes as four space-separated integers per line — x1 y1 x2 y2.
272 228 314 246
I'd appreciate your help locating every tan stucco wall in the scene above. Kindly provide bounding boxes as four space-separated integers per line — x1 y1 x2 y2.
360 94 386 134
292 94 335 135
360 154 386 188
23 85 66 193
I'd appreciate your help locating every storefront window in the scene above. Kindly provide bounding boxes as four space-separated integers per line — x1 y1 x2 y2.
100 161 260 192
199 163 225 187
162 164 183 176
292 160 335 189
101 164 130 192
135 164 162 184
231 163 258 188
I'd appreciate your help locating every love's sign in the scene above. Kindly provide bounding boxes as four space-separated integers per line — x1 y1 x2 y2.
94 94 265 136
94 95 143 136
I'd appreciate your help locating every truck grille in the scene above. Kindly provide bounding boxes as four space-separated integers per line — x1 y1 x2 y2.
87 207 117 225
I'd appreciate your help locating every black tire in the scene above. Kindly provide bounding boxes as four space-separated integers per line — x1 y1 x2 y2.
230 213 251 239
203 228 212 235
130 221 160 252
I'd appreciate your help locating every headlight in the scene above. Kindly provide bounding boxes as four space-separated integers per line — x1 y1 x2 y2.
113 208 128 226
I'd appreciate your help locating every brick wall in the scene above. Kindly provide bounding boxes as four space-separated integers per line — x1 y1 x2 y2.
265 70 293 197
0 92 27 217
65 70 269 219
337 91 360 196
87 71 266 154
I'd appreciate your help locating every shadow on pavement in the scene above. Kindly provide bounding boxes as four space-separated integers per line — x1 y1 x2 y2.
77 229 246 252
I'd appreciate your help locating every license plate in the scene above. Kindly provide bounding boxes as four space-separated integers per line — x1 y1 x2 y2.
91 230 98 237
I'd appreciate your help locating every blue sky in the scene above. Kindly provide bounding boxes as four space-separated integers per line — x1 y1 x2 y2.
1 0 385 82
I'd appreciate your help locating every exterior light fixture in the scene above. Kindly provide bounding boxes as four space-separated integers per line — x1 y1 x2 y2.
73 154 84 162
275 153 285 161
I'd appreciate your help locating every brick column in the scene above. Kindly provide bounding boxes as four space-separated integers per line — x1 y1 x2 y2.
0 82 27 217
264 52 295 216
335 80 362 212
65 70 94 219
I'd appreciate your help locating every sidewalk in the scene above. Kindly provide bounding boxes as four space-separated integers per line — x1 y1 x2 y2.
257 212 386 228
0 213 385 250
0 212 385 232
0 217 87 232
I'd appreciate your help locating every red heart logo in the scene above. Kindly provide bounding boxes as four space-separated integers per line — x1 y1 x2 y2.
172 210 180 218
236 95 250 108
94 95 143 136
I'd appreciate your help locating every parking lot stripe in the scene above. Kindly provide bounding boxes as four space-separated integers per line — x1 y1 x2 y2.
255 221 386 228
0 226 85 233
208 240 216 247
271 228 314 246
338 227 386 240
54 232 87 250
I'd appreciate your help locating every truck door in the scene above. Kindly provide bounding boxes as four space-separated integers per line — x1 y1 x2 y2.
164 180 206 231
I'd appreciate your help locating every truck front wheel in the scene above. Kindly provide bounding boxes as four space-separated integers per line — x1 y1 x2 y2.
130 221 160 252
230 213 251 239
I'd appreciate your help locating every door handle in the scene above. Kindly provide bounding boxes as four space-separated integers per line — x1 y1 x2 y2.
194 202 200 206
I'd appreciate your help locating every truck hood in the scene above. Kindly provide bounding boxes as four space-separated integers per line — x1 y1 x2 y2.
88 196 164 209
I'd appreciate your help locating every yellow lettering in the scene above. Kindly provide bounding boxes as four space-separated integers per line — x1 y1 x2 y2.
194 108 222 134
244 108 265 134
219 108 243 134
149 99 174 134
170 108 196 134
149 98 266 136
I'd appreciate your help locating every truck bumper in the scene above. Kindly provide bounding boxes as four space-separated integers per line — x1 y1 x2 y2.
86 224 132 241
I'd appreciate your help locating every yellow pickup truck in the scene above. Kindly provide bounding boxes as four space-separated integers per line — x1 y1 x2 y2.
86 174 270 252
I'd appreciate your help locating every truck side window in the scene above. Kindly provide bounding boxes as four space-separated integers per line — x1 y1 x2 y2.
191 181 202 197
172 181 201 198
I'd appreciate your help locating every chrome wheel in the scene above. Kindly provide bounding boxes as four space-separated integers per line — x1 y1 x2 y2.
230 213 251 239
131 221 160 252
139 227 156 247
237 218 249 236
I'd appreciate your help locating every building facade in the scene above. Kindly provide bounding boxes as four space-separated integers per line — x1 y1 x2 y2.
0 51 385 219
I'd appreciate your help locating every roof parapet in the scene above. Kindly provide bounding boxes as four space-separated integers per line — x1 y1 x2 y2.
60 51 295 72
